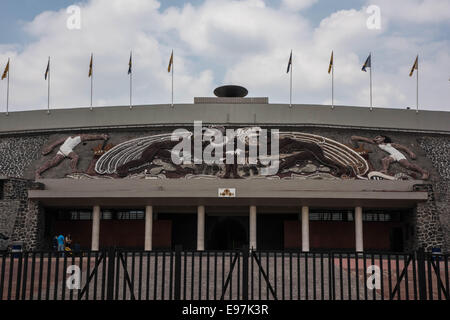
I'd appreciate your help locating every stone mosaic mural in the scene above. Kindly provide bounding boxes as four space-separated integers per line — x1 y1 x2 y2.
33 129 429 181
92 130 369 180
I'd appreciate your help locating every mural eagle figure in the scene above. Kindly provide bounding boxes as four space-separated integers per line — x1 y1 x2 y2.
94 130 369 179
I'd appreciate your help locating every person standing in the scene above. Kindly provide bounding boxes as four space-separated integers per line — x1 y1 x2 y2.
52 235 58 251
57 234 65 252
65 234 72 249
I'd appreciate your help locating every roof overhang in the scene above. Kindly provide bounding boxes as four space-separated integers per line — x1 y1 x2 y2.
1 104 450 135
29 179 428 208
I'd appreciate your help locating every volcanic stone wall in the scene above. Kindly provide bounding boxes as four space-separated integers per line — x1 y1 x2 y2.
417 137 450 251
0 178 45 251
0 135 49 178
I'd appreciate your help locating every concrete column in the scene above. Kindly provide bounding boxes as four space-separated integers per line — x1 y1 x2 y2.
355 206 364 252
91 205 101 251
145 205 153 251
197 205 205 251
301 206 310 252
249 205 257 250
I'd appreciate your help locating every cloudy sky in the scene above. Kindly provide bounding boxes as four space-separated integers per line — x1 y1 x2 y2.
0 0 449 112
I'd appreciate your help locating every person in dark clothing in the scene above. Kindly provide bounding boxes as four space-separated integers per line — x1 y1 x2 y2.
65 234 72 249
52 235 58 251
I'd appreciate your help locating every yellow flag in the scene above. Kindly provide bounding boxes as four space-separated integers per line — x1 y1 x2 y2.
328 51 333 74
168 50 173 73
88 54 93 77
1 59 9 80
409 55 418 77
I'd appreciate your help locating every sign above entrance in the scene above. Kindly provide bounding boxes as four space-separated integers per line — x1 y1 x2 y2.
218 188 236 198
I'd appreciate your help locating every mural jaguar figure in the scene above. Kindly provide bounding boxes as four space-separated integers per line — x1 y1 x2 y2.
277 137 353 177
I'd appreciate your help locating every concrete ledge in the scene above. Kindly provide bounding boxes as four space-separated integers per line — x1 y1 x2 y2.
1 103 450 135
29 179 428 208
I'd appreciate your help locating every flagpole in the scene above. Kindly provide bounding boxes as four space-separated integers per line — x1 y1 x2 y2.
130 51 133 110
47 57 50 114
290 62 292 107
130 66 132 109
91 72 93 110
416 55 419 113
171 56 174 107
90 54 93 111
90 71 93 110
331 56 334 109
290 50 292 108
6 59 9 116
369 52 373 111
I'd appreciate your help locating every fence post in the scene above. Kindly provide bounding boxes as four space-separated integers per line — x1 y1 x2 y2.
106 247 116 300
15 252 23 300
174 245 182 300
417 247 427 300
242 245 249 300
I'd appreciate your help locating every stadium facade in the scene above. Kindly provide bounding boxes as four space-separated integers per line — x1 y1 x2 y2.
0 89 449 252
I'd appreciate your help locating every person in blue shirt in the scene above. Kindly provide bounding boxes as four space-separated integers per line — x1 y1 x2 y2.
57 234 65 252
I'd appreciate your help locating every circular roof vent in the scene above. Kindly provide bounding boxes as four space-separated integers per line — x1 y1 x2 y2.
214 85 248 98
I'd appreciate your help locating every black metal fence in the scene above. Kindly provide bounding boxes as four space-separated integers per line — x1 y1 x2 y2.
0 247 448 300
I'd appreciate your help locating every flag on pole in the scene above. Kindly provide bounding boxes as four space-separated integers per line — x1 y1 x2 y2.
1 60 9 80
88 53 93 109
409 55 418 77
45 57 51 113
128 52 132 75
328 51 333 74
88 53 93 77
3 59 10 115
410 55 419 112
329 51 334 109
129 51 133 109
286 51 292 73
286 50 293 107
361 53 371 72
168 50 174 106
44 58 50 80
362 53 373 110
168 50 173 73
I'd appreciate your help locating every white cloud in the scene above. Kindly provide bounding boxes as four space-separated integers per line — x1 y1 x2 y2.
0 0 213 111
0 0 448 112
369 0 450 24
281 0 318 11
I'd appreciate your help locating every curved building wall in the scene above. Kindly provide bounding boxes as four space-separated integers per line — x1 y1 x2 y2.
0 104 448 251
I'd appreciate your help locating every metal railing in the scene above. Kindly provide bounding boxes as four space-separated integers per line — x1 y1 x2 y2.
0 247 448 300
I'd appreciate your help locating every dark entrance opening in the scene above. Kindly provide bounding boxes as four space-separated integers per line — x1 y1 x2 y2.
258 214 297 250
208 218 247 250
160 213 197 250
390 227 404 252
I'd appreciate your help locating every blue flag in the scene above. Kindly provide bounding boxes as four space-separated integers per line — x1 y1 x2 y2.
362 54 371 72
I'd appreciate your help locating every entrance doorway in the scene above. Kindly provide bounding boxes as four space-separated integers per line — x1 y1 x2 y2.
390 227 404 252
208 217 247 250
